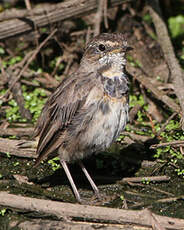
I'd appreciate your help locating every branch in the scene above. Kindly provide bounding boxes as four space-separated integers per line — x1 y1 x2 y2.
0 0 127 40
7 69 32 120
0 138 36 158
127 64 181 114
119 176 170 183
150 140 184 149
0 127 33 137
0 192 184 229
147 0 184 127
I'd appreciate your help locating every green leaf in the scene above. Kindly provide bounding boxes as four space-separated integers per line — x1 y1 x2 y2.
168 15 184 38
0 47 5 55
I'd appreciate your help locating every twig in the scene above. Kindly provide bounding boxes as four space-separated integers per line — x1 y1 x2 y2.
180 146 184 155
125 190 156 199
141 160 157 168
0 192 183 229
85 26 92 45
149 187 175 197
129 104 142 123
119 176 170 184
24 0 39 48
94 0 104 36
7 69 32 120
120 131 151 142
150 140 184 149
11 50 34 71
127 64 181 114
148 209 166 230
103 0 109 29
17 218 149 230
94 0 109 36
156 112 177 137
128 181 175 197
0 29 57 101
156 195 184 204
24 0 31 10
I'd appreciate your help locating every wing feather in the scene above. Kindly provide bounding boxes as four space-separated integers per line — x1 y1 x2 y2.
34 71 95 166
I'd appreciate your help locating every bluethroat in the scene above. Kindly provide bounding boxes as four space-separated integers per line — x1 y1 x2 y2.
34 33 131 203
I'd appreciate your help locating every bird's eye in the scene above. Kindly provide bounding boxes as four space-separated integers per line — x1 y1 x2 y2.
98 44 106 51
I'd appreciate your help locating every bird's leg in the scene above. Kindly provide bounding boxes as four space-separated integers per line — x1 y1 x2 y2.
60 160 82 203
78 160 100 198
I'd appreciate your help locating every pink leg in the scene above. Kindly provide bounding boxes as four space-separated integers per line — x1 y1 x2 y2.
79 161 100 198
60 160 81 203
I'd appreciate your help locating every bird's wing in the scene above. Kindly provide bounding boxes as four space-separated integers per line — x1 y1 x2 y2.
34 71 96 166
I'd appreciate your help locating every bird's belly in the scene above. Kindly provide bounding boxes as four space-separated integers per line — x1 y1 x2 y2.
59 99 128 162
80 100 129 156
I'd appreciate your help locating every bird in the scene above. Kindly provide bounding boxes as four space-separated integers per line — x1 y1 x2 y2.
34 33 131 203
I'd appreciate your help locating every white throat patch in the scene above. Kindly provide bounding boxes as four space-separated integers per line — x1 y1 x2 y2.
99 52 126 72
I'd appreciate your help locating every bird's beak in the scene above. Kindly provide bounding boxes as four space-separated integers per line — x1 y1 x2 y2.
126 46 133 52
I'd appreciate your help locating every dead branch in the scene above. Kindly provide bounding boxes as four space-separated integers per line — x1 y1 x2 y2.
119 176 170 184
103 0 109 29
156 112 177 137
147 0 184 127
12 218 152 230
121 131 151 142
122 16 170 83
0 127 34 137
94 0 104 36
0 191 183 229
128 181 175 197
129 104 142 123
147 97 164 123
94 0 109 36
7 69 32 120
150 140 184 149
141 160 157 168
0 137 36 158
148 209 167 230
127 64 181 114
0 0 126 40
156 195 184 204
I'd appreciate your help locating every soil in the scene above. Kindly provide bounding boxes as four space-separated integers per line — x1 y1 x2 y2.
0 139 184 228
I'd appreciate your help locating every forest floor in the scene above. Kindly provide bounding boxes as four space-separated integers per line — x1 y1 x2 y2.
0 0 184 229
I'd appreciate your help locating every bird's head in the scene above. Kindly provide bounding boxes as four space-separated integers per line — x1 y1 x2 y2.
80 33 132 73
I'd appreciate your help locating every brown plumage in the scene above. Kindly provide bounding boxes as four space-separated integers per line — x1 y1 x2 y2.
34 33 131 202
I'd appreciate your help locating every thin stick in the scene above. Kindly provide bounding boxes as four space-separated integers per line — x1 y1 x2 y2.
103 0 109 29
94 0 104 36
156 112 177 137
24 0 31 10
150 140 184 149
119 176 170 184
127 64 181 114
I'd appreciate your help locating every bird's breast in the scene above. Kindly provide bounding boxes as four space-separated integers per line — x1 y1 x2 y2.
99 68 129 99
79 96 129 156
